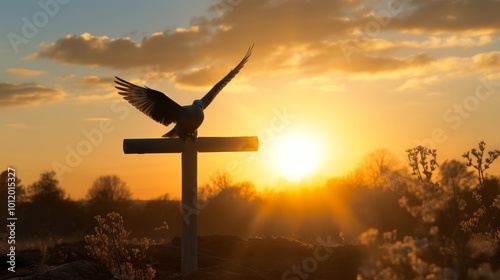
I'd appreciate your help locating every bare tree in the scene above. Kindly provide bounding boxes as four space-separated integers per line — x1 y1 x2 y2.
199 171 233 199
359 148 403 188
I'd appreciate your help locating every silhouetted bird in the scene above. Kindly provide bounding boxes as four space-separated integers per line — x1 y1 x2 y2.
115 45 253 141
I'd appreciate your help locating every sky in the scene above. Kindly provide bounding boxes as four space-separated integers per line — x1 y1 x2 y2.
1 0 500 200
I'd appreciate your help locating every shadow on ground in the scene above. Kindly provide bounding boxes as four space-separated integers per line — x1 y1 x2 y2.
1 236 362 280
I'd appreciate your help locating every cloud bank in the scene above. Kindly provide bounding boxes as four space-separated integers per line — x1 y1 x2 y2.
27 0 500 87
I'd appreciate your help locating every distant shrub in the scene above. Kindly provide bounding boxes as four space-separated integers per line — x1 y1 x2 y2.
84 212 156 280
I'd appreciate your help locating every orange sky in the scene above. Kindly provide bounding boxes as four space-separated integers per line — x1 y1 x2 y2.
1 0 500 199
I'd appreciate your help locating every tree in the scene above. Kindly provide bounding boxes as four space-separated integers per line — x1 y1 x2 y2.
86 175 132 215
27 171 66 203
22 171 81 238
358 148 404 188
0 169 25 202
0 169 25 227
199 171 233 199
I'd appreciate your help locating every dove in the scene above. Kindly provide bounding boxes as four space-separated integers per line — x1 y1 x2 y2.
115 45 253 141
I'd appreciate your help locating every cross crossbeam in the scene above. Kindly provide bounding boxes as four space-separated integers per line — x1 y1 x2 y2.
123 137 258 154
122 136 258 274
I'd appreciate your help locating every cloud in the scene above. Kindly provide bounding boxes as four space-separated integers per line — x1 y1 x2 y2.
74 91 118 102
5 68 47 76
4 123 47 129
173 66 228 87
356 35 493 53
389 0 500 34
5 123 27 128
58 74 76 82
397 76 440 91
27 0 500 80
290 77 332 86
31 31 209 70
484 72 500 81
290 76 346 92
0 82 65 108
25 1 359 74
473 51 500 71
83 117 112 122
314 84 346 92
344 53 435 73
77 75 114 86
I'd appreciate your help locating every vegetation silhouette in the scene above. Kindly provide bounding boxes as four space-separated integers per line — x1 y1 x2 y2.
2 141 499 279
86 175 132 217
85 212 156 280
358 142 500 279
0 170 25 226
19 171 84 240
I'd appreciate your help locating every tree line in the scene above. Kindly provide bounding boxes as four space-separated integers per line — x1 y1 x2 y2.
0 171 181 242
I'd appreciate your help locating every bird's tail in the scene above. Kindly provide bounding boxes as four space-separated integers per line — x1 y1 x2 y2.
162 128 177 138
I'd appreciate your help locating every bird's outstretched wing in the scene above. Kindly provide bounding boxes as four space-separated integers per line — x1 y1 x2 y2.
201 44 253 110
115 76 183 126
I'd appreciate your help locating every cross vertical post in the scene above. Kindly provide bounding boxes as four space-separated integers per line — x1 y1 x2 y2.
181 143 197 273
123 136 258 275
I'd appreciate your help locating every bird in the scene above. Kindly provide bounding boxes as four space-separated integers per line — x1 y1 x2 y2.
115 45 253 142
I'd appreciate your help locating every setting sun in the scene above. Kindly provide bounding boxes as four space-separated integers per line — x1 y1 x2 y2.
273 133 323 181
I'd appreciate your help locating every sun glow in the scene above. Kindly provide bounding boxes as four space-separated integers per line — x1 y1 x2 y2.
273 133 323 181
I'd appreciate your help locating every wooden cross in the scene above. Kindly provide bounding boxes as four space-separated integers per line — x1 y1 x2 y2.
123 136 259 274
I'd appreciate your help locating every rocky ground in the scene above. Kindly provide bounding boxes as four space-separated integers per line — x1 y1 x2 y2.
1 236 362 280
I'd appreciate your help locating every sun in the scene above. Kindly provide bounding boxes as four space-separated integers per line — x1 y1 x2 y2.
273 133 322 181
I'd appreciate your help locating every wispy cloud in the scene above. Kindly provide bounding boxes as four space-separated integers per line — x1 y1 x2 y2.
291 77 345 92
0 82 65 109
290 77 332 86
4 123 47 129
5 123 27 128
83 117 112 122
353 35 493 53
397 76 440 91
58 74 76 82
77 75 114 86
74 91 118 102
5 68 47 76
173 66 228 87
473 51 500 71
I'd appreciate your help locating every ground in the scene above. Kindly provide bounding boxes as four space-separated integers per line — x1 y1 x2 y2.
1 235 363 280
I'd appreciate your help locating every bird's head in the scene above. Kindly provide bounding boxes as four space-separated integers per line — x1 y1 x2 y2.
193 99 203 109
